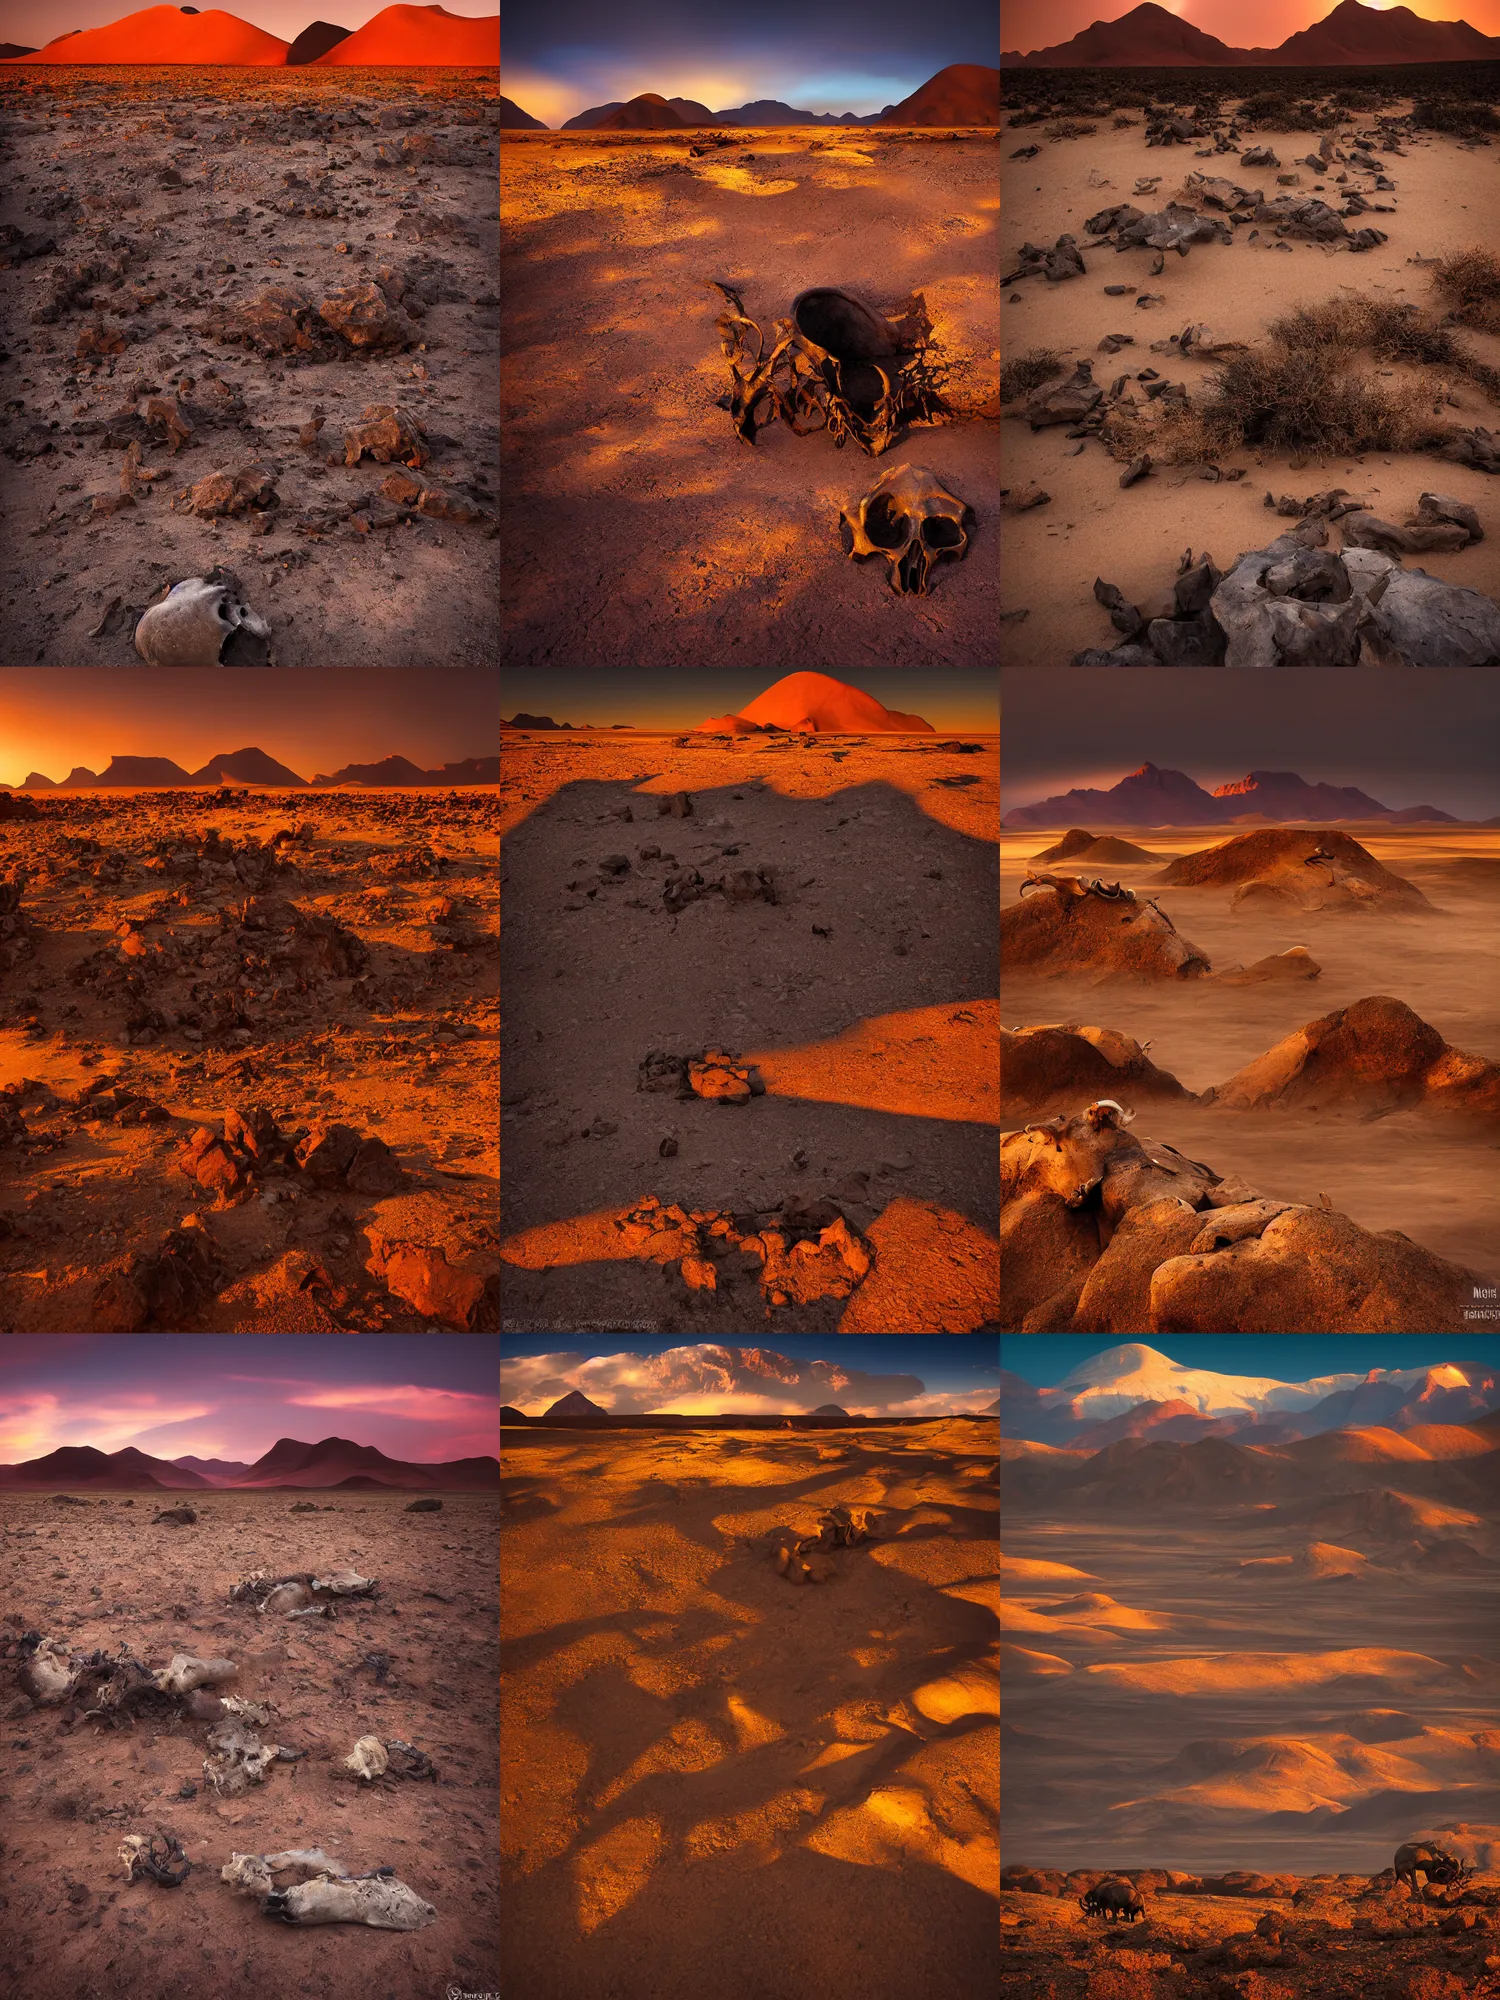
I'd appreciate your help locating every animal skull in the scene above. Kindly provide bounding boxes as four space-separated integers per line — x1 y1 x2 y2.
18 1636 81 1706
203 1717 282 1795
840 462 972 595
342 1735 389 1782
134 571 272 666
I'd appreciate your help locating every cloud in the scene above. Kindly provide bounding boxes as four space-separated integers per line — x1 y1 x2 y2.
499 1345 984 1417
0 1394 218 1457
282 1384 499 1424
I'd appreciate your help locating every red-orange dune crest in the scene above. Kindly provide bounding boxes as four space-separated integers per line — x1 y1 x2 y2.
697 672 935 734
311 4 500 65
2 5 289 63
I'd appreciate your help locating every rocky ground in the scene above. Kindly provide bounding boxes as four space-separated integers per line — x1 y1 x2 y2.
0 786 497 1330
999 1871 1500 1999
499 731 999 1332
0 1489 498 2000
0 67 499 665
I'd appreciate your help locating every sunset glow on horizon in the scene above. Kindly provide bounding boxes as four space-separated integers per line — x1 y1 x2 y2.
1001 0 1500 53
0 1336 500 1464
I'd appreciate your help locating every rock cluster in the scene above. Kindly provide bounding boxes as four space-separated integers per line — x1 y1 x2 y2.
176 1106 405 1209
612 1193 873 1306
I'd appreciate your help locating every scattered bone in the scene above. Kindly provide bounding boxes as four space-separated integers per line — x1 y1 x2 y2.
267 1872 436 1930
19 1636 82 1706
153 1653 237 1695
203 1716 286 1795
119 1831 191 1886
342 1735 389 1781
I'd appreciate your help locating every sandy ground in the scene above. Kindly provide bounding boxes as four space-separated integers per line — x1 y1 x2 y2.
0 67 500 666
0 786 499 1330
499 732 999 1333
1001 1508 1499 1873
0 1489 498 2000
1001 824 1500 1276
500 130 1000 667
999 113 1500 664
500 1417 998 2000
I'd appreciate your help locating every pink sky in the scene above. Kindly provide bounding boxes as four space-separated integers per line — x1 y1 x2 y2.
1002 0 1500 54
0 3 498 48
0 1335 499 1465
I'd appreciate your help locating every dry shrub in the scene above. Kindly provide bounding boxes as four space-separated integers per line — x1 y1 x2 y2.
1044 118 1098 139
1001 347 1066 404
1431 244 1500 333
1112 114 1135 129
1412 99 1500 139
1208 345 1439 454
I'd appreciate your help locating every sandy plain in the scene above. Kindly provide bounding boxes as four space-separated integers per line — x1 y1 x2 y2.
500 129 1000 667
0 785 498 1331
499 730 999 1332
1000 1443 1500 1999
999 111 1500 664
1000 824 1500 1278
0 1488 499 2000
500 1416 999 1999
0 67 499 666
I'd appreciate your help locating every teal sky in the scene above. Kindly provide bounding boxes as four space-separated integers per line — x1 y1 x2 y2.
500 670 998 732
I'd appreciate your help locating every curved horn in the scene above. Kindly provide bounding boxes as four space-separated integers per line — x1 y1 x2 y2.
1023 1116 1066 1136
1086 1098 1136 1129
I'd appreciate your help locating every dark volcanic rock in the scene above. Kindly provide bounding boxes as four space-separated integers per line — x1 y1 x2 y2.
286 21 352 64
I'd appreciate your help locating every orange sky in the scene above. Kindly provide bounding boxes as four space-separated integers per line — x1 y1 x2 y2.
1002 0 1500 52
0 669 496 787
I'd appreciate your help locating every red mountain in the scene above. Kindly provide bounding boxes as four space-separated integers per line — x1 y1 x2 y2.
235 1435 499 1488
1005 0 1500 65
877 64 999 126
1005 3 1245 66
2 6 290 64
592 94 691 130
311 4 499 66
1248 0 1500 64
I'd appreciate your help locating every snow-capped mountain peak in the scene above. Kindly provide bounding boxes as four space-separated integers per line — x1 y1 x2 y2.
1049 1345 1479 1422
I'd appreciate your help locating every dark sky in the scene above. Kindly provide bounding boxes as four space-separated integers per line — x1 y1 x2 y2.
1001 668 1500 820
500 668 997 731
501 0 998 125
1001 1335 1500 1386
0 670 499 789
1001 2 1500 58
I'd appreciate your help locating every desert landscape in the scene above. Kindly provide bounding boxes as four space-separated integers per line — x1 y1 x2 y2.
1000 1335 1500 1999
499 1334 999 1999
0 1334 500 2000
499 671 998 1333
1000 668 1500 1332
0 6 501 665
499 20 1000 668
999 1 1500 665
0 718 498 1330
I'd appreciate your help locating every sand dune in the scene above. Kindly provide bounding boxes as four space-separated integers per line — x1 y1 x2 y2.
1231 1540 1372 1580
1000 1642 1075 1677
3 4 289 63
1271 1487 1484 1542
1082 1647 1460 1695
1280 1428 1433 1465
312 4 499 65
1398 1422 1500 1459
999 1552 1100 1581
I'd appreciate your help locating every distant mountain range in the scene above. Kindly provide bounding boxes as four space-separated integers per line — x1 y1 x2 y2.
1002 764 1458 828
503 1405 997 1428
0 1434 499 1490
2 5 499 67
1001 1344 1500 1449
16 750 498 789
510 63 999 132
1004 0 1500 66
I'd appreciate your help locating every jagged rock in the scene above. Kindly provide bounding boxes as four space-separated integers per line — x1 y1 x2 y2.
1119 454 1152 488
316 283 420 351
1211 537 1362 666
1023 361 1101 429
1093 578 1144 639
1411 492 1483 542
1343 514 1471 557
1240 147 1278 167
1343 549 1500 667
1044 235 1086 281
343 404 428 469
1084 204 1144 235
175 464 278 520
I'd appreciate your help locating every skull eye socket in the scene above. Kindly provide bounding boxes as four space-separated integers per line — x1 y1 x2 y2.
921 516 964 550
864 495 909 549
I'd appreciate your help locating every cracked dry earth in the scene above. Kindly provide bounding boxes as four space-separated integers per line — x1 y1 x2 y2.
0 787 498 1331
500 1418 999 2000
498 732 1000 1333
0 68 500 666
0 1491 499 2000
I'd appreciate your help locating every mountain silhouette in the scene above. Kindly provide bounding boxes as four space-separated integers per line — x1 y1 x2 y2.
309 753 498 785
0 1434 498 1489
189 748 308 786
500 94 546 129
1005 0 1500 64
877 64 999 126
1003 764 1457 829
542 1390 610 1418
286 20 350 64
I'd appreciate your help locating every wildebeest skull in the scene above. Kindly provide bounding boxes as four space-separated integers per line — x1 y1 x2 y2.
134 570 272 666
840 463 972 595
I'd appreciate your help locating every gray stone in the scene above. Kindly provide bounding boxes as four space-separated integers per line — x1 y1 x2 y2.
1413 492 1483 542
1210 540 1362 666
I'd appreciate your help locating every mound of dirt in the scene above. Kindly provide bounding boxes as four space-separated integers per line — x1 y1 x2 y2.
1155 828 1432 914
1032 831 1176 865
1207 995 1500 1120
1003 879 1211 981
1001 1023 1195 1117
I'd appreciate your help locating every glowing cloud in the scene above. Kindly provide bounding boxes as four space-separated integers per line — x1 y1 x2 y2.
500 1344 994 1417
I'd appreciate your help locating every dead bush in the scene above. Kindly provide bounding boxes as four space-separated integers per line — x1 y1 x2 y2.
1044 118 1098 139
1112 114 1135 129
1001 347 1067 404
1431 244 1500 334
1193 343 1438 456
1412 99 1500 139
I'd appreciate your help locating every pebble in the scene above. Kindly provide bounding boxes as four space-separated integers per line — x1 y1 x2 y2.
1103 284 1133 295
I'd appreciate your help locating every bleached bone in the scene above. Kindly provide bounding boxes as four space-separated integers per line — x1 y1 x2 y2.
286 1603 333 1619
203 1717 284 1796
222 1849 352 1898
119 1835 151 1882
262 1582 314 1614
134 573 272 667
310 1570 376 1597
219 1695 275 1725
266 1873 437 1930
342 1735 388 1781
154 1653 239 1695
19 1636 81 1705
119 1830 191 1885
